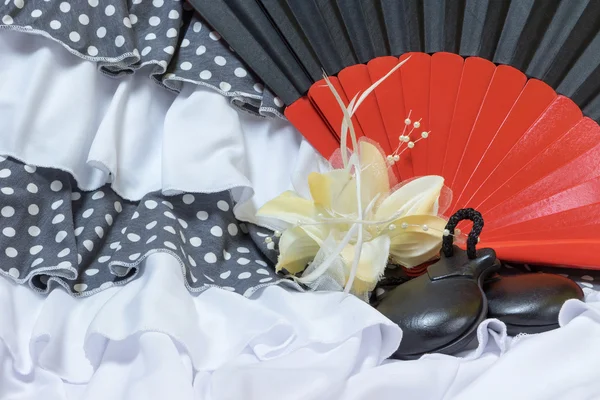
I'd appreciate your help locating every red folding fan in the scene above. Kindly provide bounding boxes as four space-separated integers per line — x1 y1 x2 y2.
286 52 600 269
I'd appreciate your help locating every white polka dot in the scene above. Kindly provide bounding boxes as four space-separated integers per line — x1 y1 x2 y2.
82 208 94 218
204 252 217 263
214 56 226 66
141 222 156 231
220 271 231 279
97 256 110 263
109 241 120 250
115 35 125 47
193 21 202 32
50 20 61 29
60 2 71 12
274 97 284 107
51 200 63 210
8 267 19 278
105 214 113 225
79 14 89 25
217 200 230 211
220 82 232 92
2 227 14 237
129 253 141 261
69 31 81 42
175 218 187 229
146 235 157 244
259 277 273 283
31 9 42 18
86 269 99 276
179 194 194 205
74 227 84 236
267 242 275 250
28 226 40 237
2 15 13 25
78 254 83 264
223 250 231 260
195 45 206 56
23 165 36 173
14 0 24 8
87 46 98 56
97 26 107 38
141 46 152 56
83 240 94 251
237 247 250 254
196 211 208 220
179 230 187 243
88 0 98 6
166 27 177 38
237 258 250 265
26 204 37 216
57 248 70 258
163 226 176 234
153 0 164 6
0 169 10 178
582 275 594 281
228 224 239 236
127 233 140 242
163 45 174 55
256 260 268 267
164 211 176 220
190 237 202 247
74 284 88 293
95 226 104 238
162 201 174 209
55 231 67 243
199 70 212 80
89 191 104 200
143 200 158 210
581 282 594 288
30 245 43 255
27 183 38 193
238 272 251 279
149 16 160 26
1 206 14 217
188 255 197 267
123 16 132 28
1 187 13 195
234 68 248 78
5 247 17 258
105 5 115 16
256 268 270 275
164 241 177 250
181 38 190 47
253 83 264 93
130 211 139 220
114 202 122 212
209 31 221 40
181 61 192 71
50 180 63 192
145 33 156 40
129 14 138 24
210 226 223 237
31 258 43 268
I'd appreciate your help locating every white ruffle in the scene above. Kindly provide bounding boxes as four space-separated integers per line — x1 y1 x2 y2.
0 30 312 227
0 252 400 400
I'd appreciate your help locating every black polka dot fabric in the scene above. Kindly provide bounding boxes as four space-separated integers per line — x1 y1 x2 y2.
0 0 285 118
0 155 294 297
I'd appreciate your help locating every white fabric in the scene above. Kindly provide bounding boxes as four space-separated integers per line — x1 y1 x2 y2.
2 257 600 400
0 30 312 229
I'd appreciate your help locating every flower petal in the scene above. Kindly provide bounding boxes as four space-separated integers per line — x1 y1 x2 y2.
375 175 445 221
257 191 317 225
276 227 320 274
357 140 390 203
387 215 446 267
340 234 390 295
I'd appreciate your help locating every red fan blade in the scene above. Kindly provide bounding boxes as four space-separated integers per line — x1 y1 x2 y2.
451 65 527 210
442 57 495 191
338 65 393 158
400 52 431 177
285 98 340 158
368 56 407 179
427 52 464 176
470 96 583 211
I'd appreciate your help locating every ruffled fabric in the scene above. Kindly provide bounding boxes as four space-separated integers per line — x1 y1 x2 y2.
2 255 600 400
0 0 284 117
0 155 297 297
0 30 305 213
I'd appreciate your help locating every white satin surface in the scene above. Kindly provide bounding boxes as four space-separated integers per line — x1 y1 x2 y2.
0 30 309 229
1 258 600 400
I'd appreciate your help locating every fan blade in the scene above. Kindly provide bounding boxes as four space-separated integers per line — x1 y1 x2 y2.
285 98 340 158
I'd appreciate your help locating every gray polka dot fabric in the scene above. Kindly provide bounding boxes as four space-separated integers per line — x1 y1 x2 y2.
0 155 294 297
0 0 285 118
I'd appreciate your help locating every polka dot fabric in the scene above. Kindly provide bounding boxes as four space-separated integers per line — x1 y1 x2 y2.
0 156 290 297
0 0 285 118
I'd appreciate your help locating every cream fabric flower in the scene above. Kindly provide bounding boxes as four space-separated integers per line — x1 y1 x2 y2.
257 139 447 296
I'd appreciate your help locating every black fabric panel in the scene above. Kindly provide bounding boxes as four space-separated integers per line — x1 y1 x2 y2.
583 91 600 122
493 0 535 67
559 34 600 104
477 0 510 60
459 0 489 56
443 0 465 54
337 0 378 63
359 0 390 58
423 0 444 53
382 0 423 55
259 0 324 82
189 0 306 104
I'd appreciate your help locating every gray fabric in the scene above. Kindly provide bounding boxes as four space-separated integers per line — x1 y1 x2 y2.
0 0 285 117
0 155 294 297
